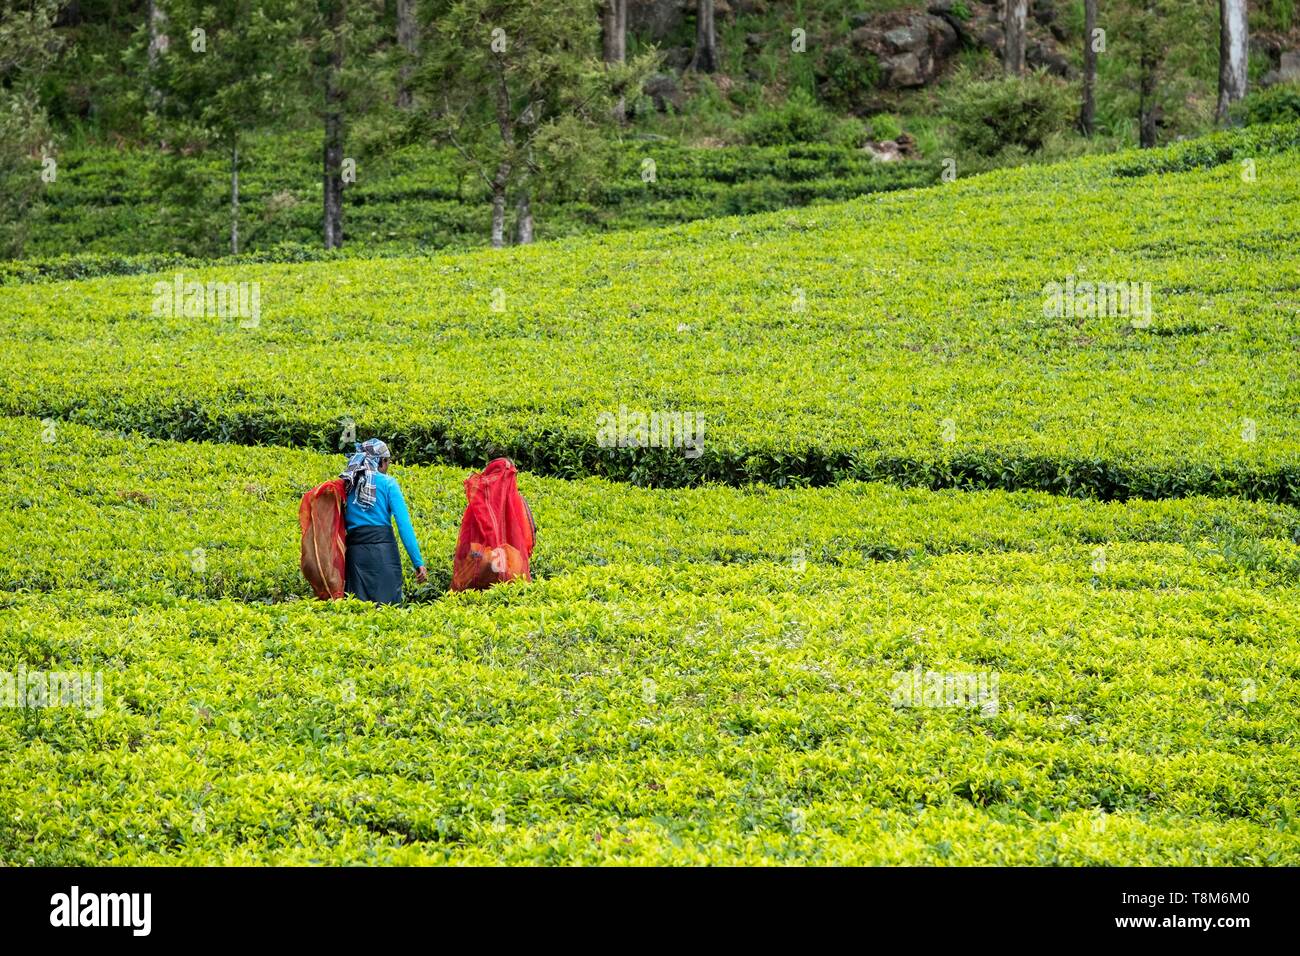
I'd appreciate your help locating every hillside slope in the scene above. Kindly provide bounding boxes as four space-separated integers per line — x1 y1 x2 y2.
24 140 937 260
3 124 1299 501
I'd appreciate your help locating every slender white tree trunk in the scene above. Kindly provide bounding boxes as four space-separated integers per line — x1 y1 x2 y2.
1216 0 1249 125
490 166 509 249
490 62 514 249
515 190 533 244
147 1 167 67
147 1 167 104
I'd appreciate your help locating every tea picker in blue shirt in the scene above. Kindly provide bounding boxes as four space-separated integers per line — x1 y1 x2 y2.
340 438 427 604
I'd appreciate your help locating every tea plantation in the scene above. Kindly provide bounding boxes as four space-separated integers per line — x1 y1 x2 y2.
20 139 937 262
2 126 1298 864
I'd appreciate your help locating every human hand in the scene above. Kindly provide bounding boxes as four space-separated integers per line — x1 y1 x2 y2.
415 566 428 584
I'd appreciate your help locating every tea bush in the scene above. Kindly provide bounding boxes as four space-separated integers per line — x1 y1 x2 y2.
3 127 1297 501
1234 82 1300 128
3 126 1299 865
1109 120 1300 177
741 90 865 147
5 418 1297 602
3 554 1297 864
19 138 932 261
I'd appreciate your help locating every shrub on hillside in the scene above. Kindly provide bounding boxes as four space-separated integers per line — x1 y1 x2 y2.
869 113 904 142
742 90 864 146
943 72 1075 156
818 45 880 111
1234 82 1300 126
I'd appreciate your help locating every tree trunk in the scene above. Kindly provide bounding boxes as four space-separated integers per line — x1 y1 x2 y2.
1138 48 1159 148
514 136 536 245
323 113 343 250
396 0 419 110
490 169 509 249
1079 0 1097 136
1216 0 1249 125
147 0 167 104
490 60 514 249
603 0 628 120
602 0 626 63
515 189 533 244
690 0 718 73
1003 0 1027 75
55 2 83 27
147 0 167 67
230 142 240 255
323 1 345 249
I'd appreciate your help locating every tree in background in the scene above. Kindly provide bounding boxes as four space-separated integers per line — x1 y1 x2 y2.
396 0 419 110
147 0 167 104
1136 0 1161 147
690 0 718 73
1003 0 1028 75
146 0 296 254
299 1 384 251
602 0 627 121
1216 0 1249 124
423 0 647 247
0 0 64 257
1113 0 1201 149
322 0 346 249
1079 0 1098 135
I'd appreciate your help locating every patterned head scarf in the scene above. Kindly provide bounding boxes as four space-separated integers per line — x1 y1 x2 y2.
340 438 391 510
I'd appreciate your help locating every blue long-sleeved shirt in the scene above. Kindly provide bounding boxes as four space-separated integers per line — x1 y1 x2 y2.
344 471 424 568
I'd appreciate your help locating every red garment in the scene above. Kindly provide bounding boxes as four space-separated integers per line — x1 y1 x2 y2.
452 459 534 592
299 478 347 599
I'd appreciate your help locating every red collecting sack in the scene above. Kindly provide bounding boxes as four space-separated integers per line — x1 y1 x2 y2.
299 478 347 600
452 458 535 592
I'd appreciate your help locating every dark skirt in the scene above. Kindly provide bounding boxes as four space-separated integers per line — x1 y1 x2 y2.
345 525 404 605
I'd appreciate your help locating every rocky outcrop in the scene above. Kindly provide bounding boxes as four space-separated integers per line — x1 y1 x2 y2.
927 1 1071 78
1250 31 1300 88
850 10 959 89
627 0 686 42
638 2 1077 109
1031 0 1070 44
1261 49 1300 87
628 0 748 41
644 72 687 112
1027 42 1071 77
847 2 1071 91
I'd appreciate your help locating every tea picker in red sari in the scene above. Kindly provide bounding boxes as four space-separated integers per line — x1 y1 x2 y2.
341 438 427 604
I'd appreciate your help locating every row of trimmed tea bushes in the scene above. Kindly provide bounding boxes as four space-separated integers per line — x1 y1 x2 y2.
4 143 1298 499
2 559 1297 865
0 244 378 287
1109 121 1300 178
16 121 1296 274
20 139 936 264
3 418 1297 601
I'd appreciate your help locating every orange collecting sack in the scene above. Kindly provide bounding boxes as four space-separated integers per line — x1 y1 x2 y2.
299 478 348 599
451 458 535 592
